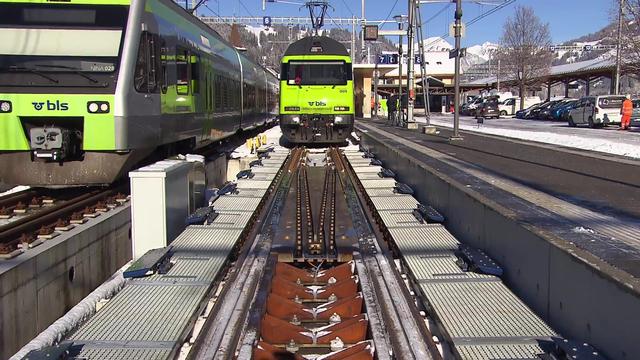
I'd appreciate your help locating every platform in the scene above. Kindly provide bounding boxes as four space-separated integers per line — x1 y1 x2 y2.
357 118 640 359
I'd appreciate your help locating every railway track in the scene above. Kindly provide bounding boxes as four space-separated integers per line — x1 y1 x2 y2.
0 185 129 259
52 144 601 360
191 146 436 359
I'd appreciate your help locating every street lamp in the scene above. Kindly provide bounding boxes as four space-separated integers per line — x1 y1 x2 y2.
394 14 407 125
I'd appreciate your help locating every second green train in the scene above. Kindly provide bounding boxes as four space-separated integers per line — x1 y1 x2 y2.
279 36 355 144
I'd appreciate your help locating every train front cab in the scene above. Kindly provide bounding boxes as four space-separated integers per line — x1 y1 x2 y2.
279 55 355 144
0 1 138 185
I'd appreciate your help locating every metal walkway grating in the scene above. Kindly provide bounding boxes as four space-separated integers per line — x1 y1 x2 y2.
70 284 208 342
370 195 419 211
419 280 555 340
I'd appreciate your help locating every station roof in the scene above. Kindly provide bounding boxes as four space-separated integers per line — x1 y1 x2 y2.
462 56 617 88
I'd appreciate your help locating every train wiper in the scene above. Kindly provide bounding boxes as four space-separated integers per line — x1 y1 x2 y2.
1 66 59 83
34 64 99 84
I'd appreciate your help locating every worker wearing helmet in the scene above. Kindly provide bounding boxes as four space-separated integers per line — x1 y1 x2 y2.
620 97 633 130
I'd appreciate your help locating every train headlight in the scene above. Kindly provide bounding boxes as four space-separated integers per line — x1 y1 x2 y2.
87 101 110 114
334 106 349 111
0 100 11 113
334 116 343 124
292 116 300 124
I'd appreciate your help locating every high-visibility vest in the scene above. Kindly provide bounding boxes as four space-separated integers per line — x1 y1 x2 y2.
622 99 633 117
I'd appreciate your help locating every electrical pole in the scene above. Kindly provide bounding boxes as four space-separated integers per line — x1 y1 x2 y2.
497 59 501 92
398 21 403 116
361 0 366 61
406 0 417 128
374 64 379 118
351 16 356 63
451 0 463 140
615 0 624 95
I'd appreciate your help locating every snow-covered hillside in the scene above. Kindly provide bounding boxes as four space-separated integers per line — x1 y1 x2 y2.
466 42 499 62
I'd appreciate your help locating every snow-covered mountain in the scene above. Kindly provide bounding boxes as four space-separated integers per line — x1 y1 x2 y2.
422 37 453 51
466 42 499 62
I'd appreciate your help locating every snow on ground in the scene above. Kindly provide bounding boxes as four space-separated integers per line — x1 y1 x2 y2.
0 185 29 197
229 125 284 159
417 115 640 159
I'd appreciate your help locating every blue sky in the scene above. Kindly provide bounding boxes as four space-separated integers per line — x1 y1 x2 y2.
197 0 614 46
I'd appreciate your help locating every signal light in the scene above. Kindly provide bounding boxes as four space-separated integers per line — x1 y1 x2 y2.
284 106 300 111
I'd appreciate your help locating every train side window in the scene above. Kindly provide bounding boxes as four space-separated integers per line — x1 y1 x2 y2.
160 38 167 94
134 31 160 93
235 80 240 109
215 75 221 110
191 53 200 94
224 78 230 110
176 47 190 95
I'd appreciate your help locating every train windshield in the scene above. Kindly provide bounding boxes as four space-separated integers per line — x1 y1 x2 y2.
0 4 128 74
285 61 351 86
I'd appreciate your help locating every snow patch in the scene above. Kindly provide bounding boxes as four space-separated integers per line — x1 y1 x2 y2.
418 117 640 159
0 185 29 197
572 226 595 234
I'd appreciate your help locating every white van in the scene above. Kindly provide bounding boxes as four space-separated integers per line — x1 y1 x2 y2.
499 97 542 116
568 95 626 128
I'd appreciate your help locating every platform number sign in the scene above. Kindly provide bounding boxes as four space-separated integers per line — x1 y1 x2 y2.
414 55 423 64
263 16 272 27
377 54 399 64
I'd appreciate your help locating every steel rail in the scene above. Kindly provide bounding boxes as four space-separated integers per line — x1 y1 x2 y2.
0 186 126 246
335 148 440 359
190 149 297 359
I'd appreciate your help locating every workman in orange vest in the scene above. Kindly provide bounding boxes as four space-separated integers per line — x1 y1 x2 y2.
620 97 633 130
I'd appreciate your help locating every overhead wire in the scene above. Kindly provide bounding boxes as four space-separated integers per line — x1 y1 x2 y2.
237 0 256 18
204 3 221 18
380 0 400 29
421 0 515 49
422 3 451 26
340 0 357 18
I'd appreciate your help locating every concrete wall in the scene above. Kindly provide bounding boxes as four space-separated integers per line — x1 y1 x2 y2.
0 205 131 359
361 133 640 360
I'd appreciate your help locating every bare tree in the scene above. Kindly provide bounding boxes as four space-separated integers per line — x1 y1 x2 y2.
618 0 640 76
497 6 553 110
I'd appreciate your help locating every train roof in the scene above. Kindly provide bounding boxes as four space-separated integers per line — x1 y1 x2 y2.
283 36 349 57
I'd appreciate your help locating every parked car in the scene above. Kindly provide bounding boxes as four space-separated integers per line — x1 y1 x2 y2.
543 99 572 120
537 100 564 120
551 99 579 121
462 97 483 115
525 101 551 119
475 97 500 119
568 95 626 128
632 99 640 121
499 97 542 116
515 102 543 119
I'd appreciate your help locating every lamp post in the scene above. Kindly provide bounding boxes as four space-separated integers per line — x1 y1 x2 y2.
394 14 407 125
450 0 463 140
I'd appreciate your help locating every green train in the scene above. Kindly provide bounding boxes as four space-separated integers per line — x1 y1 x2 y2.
279 36 354 144
0 0 278 186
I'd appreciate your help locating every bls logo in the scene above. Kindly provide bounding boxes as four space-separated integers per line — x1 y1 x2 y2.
32 100 69 111
308 101 327 106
